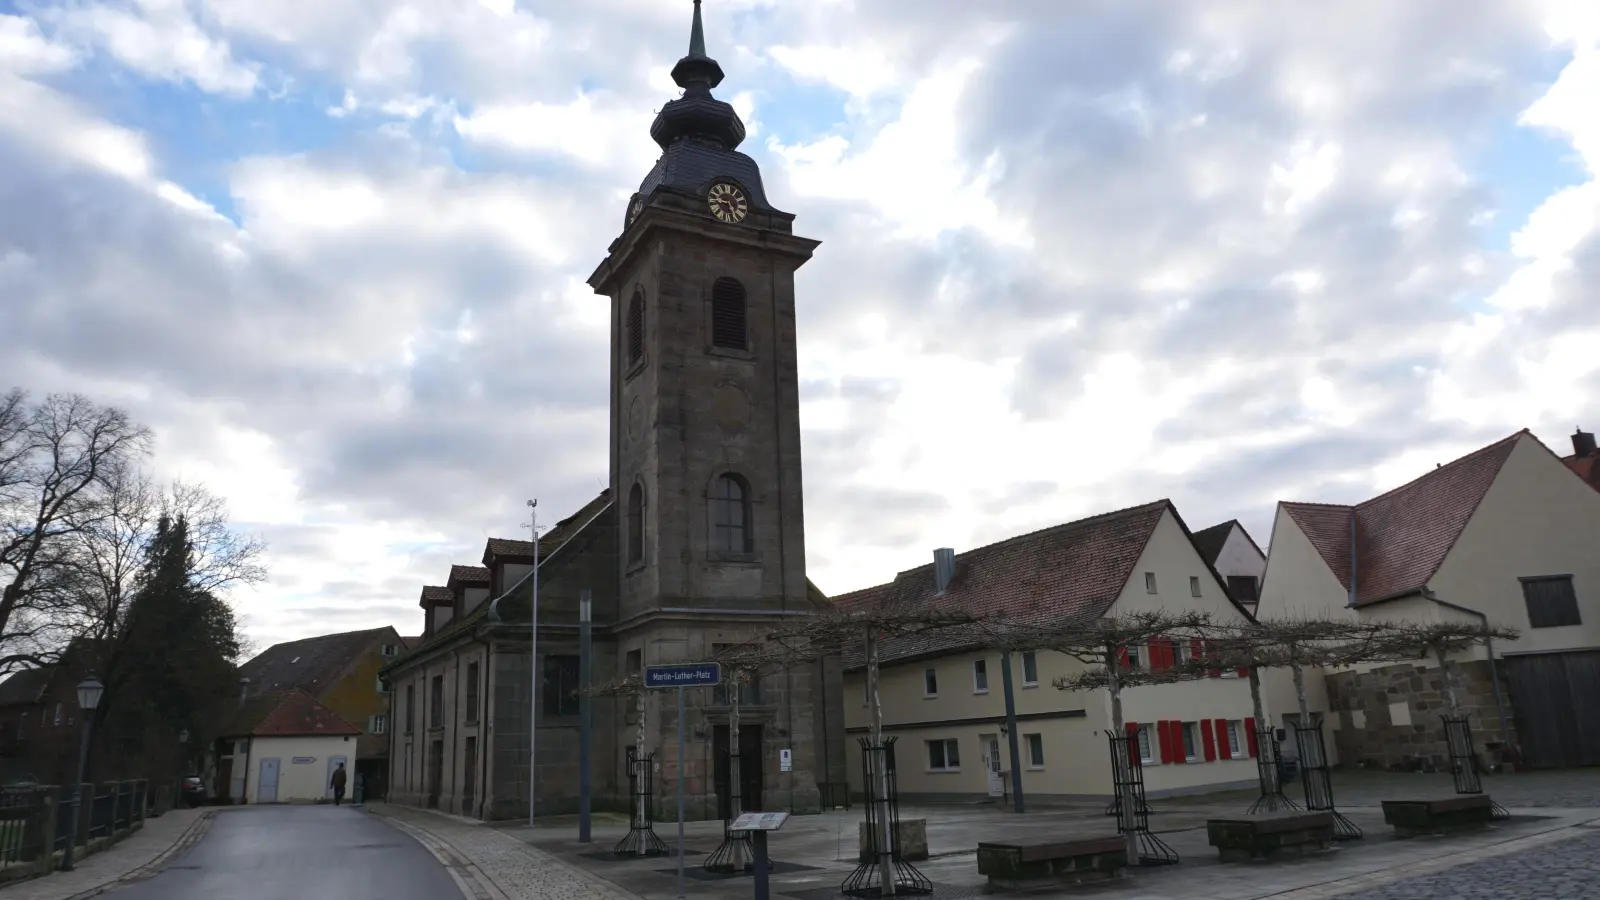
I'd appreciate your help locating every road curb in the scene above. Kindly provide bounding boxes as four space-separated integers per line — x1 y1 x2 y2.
367 808 509 900
62 809 217 900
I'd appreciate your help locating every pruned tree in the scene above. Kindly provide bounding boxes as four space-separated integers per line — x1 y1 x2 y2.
0 390 152 671
1359 618 1520 743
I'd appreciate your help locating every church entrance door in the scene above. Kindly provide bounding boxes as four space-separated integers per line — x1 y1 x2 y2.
714 723 766 814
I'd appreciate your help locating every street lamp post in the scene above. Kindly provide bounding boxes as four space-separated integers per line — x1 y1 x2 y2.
61 675 105 872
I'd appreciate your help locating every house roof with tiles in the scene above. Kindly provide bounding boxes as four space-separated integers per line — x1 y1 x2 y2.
833 499 1238 669
1279 431 1526 607
223 689 361 738
448 564 490 587
0 668 54 707
238 627 398 699
418 584 452 608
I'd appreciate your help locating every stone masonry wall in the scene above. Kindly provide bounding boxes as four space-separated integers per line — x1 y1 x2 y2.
1324 660 1518 770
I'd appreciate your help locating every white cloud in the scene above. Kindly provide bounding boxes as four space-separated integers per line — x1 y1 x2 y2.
53 0 259 95
0 14 78 75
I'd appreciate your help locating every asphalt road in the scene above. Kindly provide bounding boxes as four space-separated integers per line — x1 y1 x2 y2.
104 804 464 900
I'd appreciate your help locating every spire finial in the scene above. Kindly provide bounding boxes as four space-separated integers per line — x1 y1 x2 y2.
688 0 707 60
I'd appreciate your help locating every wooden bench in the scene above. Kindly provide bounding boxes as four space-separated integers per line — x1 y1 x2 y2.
1381 795 1494 836
1207 812 1334 862
976 836 1128 891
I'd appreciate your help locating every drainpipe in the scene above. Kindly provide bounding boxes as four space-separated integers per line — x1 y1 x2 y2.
451 647 461 814
1421 588 1515 755
475 635 492 819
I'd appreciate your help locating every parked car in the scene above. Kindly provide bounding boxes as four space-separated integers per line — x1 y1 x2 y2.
180 776 206 808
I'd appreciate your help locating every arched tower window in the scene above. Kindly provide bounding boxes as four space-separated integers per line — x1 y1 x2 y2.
711 473 751 554
626 289 645 365
627 483 645 563
710 278 747 349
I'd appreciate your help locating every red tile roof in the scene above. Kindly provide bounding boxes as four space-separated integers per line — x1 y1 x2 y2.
224 690 361 738
1562 454 1599 491
833 500 1174 666
418 585 452 608
1281 431 1522 606
448 565 490 587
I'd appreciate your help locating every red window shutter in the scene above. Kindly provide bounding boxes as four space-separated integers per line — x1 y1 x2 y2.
1116 647 1130 669
1245 717 1259 757
1201 719 1217 761
1149 637 1168 672
1168 720 1186 764
1156 721 1172 764
1213 718 1231 757
1237 665 1249 679
1125 721 1140 766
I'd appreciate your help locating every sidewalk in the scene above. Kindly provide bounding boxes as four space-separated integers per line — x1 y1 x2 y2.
366 803 643 900
0 807 212 900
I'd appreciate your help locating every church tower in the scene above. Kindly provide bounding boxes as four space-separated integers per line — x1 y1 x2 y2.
588 1 825 815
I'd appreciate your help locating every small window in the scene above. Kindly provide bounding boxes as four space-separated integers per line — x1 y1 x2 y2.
926 739 960 771
1226 721 1243 759
627 288 645 365
377 675 390 694
627 483 645 564
381 643 398 657
1228 575 1259 606
711 474 752 554
1126 645 1143 670
972 659 989 694
1522 575 1581 628
1144 572 1158 593
429 676 444 729
923 668 938 697
1021 651 1038 686
1190 576 1202 597
405 685 416 733
711 277 748 349
465 662 480 724
1136 725 1155 764
542 655 581 717
1181 722 1199 761
367 715 388 735
1025 733 1044 768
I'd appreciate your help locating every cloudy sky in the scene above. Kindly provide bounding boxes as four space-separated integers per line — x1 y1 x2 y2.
2 0 1596 651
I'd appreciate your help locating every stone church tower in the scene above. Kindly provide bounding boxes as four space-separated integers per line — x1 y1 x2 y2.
588 1 837 816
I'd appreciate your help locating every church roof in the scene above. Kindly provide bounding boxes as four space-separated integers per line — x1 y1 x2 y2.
1280 430 1523 606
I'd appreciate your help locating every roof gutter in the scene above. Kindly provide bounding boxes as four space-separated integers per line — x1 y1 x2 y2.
487 500 612 624
1420 587 1515 756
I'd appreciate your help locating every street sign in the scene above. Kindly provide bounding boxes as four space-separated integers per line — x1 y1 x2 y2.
731 811 790 832
780 749 792 772
644 662 722 689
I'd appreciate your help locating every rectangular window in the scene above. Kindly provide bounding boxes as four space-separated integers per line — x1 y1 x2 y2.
429 676 444 728
1025 733 1044 768
1181 722 1199 761
1227 721 1243 758
1144 572 1158 593
367 715 387 734
926 738 960 771
465 662 480 724
1190 575 1202 597
1522 575 1581 628
1228 575 1259 606
1126 644 1143 670
376 675 389 694
1136 725 1155 764
972 659 989 694
381 643 398 657
923 668 938 697
405 685 415 733
1021 651 1038 686
543 655 581 717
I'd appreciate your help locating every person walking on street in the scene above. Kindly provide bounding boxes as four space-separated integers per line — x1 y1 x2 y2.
331 763 348 806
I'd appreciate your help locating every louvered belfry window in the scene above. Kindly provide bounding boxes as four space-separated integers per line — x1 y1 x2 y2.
710 277 747 349
627 289 645 365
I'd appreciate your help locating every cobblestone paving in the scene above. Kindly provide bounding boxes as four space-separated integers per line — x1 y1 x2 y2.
1330 828 1600 900
368 805 641 900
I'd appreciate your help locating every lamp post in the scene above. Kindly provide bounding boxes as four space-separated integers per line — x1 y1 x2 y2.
61 675 105 872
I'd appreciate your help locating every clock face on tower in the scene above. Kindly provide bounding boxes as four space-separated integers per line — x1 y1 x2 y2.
626 195 644 227
707 182 749 224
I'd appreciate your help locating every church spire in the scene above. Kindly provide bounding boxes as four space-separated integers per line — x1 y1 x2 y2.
670 0 725 93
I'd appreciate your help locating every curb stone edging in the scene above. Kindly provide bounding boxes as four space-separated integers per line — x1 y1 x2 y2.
366 806 643 900
368 811 507 900
61 810 217 900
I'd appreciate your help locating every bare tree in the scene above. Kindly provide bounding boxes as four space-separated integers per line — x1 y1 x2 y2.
0 391 153 670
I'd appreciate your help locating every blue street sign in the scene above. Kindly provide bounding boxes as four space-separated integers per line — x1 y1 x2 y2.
644 662 722 689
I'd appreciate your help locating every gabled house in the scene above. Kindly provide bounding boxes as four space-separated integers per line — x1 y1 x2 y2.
1191 520 1267 615
837 499 1260 803
237 626 406 798
212 690 362 804
1257 429 1600 770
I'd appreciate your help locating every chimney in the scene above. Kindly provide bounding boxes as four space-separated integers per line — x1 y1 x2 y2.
1574 428 1597 459
238 677 251 707
933 548 956 594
